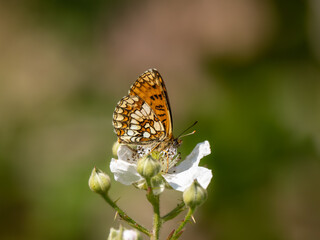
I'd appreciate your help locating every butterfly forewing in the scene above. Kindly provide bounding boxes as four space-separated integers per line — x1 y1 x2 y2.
113 69 173 145
129 70 173 138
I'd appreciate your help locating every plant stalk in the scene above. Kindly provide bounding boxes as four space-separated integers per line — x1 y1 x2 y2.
161 201 186 223
146 179 161 240
169 207 194 240
102 193 151 237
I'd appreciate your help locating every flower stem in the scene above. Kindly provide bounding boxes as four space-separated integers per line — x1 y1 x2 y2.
169 208 194 240
146 180 161 240
161 201 186 223
101 193 151 237
152 194 160 240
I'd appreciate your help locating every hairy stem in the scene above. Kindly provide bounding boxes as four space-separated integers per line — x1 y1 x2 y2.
146 180 161 240
102 193 151 237
169 208 194 240
161 201 186 223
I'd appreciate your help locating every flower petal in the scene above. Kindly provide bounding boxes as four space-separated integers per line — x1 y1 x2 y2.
164 166 212 192
110 146 143 185
168 140 211 173
110 158 143 185
123 229 141 240
164 141 212 191
117 145 137 163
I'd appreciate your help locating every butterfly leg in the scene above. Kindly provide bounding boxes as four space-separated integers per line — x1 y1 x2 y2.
150 142 162 153
165 153 170 173
158 149 170 173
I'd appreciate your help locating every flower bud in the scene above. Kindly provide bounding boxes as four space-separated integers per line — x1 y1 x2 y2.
107 225 142 240
112 141 120 156
108 227 123 240
183 179 207 209
88 167 111 194
150 175 165 195
136 155 161 179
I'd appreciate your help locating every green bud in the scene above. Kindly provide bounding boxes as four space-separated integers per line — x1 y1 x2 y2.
136 155 161 179
150 174 165 195
133 175 165 195
112 141 120 156
133 179 147 190
108 226 123 240
150 150 161 160
88 167 111 194
183 179 207 209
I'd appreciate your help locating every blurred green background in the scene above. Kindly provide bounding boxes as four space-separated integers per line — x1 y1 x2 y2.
1 1 320 239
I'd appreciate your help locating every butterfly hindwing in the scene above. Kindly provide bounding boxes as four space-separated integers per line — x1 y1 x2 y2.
113 94 166 144
113 69 174 146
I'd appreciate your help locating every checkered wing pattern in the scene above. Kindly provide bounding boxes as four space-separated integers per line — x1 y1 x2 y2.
113 69 173 145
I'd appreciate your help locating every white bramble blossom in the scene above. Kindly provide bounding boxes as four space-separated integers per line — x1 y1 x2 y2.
110 140 212 193
108 227 142 240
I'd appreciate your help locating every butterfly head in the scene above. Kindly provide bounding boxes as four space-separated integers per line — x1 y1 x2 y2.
172 138 183 148
173 121 198 147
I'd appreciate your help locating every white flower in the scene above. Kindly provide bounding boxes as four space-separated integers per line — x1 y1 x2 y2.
108 226 142 240
110 141 212 193
122 229 141 240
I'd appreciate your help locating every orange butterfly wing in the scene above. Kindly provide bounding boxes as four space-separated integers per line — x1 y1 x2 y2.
129 69 173 139
113 69 173 145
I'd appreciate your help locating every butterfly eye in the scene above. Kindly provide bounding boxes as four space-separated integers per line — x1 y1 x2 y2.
174 139 182 147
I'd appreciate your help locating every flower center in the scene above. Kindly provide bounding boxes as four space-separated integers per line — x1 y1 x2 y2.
137 145 181 173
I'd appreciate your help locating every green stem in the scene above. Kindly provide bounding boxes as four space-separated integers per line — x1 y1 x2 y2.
146 179 161 240
169 208 194 240
152 194 160 240
101 193 151 237
161 201 186 223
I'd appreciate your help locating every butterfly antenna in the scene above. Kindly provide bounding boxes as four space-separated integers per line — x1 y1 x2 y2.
179 130 196 139
177 121 198 139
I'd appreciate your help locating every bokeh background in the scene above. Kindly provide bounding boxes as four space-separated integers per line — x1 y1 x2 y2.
1 0 320 239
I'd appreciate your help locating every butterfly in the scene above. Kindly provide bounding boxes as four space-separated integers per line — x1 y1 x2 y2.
113 69 181 152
